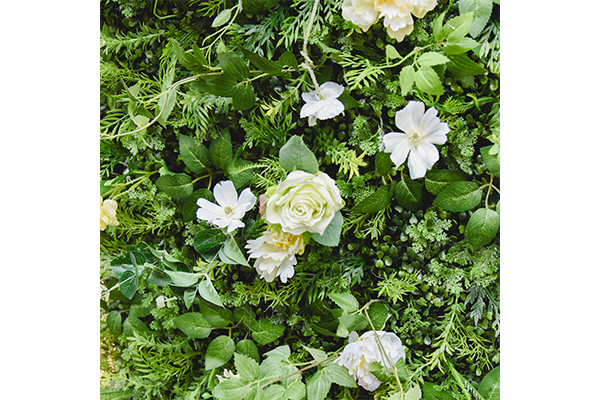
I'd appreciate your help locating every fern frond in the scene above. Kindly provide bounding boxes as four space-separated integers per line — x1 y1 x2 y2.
326 143 367 179
100 24 165 58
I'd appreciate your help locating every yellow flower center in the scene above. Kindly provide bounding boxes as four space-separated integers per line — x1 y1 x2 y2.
407 131 422 145
223 206 234 217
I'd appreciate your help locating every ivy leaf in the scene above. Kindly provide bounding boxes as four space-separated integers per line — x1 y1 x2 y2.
352 184 392 213
279 135 319 174
218 51 250 81
212 8 232 27
306 370 332 400
433 181 482 211
236 339 260 363
206 335 236 370
311 211 343 247
209 136 233 171
328 292 359 313
395 176 423 211
234 352 260 382
173 312 212 339
323 364 357 388
415 65 444 96
156 173 193 199
198 278 224 307
213 378 251 400
480 145 500 176
466 208 500 249
219 236 250 266
252 319 285 346
179 134 210 174
478 366 500 400
399 65 416 96
232 85 256 111
459 0 494 38
417 52 450 67
425 170 469 195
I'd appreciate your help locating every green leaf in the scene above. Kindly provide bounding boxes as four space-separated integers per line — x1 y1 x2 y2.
110 252 145 277
366 302 389 330
432 12 446 41
163 270 199 287
328 292 359 313
394 358 409 382
395 177 423 211
405 386 422 400
236 339 260 363
306 370 332 400
399 65 416 96
252 319 285 346
213 378 251 400
388 393 402 400
246 383 266 400
183 189 215 223
478 366 500 400
338 314 368 332
446 53 487 79
263 385 285 400
459 0 494 38
433 181 482 211
338 90 360 110
218 51 250 81
441 12 474 43
234 352 260 381
311 211 343 247
386 44 401 60
239 46 283 75
443 37 480 55
206 335 236 370
279 135 319 174
285 380 306 400
192 75 238 97
480 145 500 176
219 236 251 266
425 170 469 195
232 85 256 111
156 173 193 199
119 270 137 300
233 304 257 331
417 52 450 67
422 382 455 400
200 301 233 328
183 288 196 309
172 312 212 339
369 363 394 383
352 184 392 213
194 228 226 253
179 134 210 174
279 50 299 72
106 311 122 337
124 315 151 336
212 8 232 27
323 364 357 388
466 208 500 249
303 345 328 363
415 65 444 96
375 151 394 176
209 136 233 171
198 278 224 307
172 39 208 74
156 68 176 127
147 268 172 286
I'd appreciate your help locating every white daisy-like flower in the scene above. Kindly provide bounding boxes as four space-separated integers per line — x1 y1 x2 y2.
100 196 119 231
245 230 306 283
300 81 345 126
336 330 406 392
196 180 256 233
383 101 449 179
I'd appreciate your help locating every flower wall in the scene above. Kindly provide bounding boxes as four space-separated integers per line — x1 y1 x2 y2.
100 0 500 399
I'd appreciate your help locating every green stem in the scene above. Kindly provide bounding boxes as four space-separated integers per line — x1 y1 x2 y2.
153 0 176 20
260 354 338 389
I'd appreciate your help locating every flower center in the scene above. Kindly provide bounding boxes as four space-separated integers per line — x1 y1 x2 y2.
223 206 234 217
407 131 422 145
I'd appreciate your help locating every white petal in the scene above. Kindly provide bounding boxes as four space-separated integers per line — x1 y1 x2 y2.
302 91 319 103
319 81 344 98
300 99 325 118
395 101 424 133
308 115 317 126
385 23 414 42
423 124 449 144
407 142 439 179
213 181 238 207
226 219 244 233
407 149 428 179
237 188 257 212
419 107 441 134
314 98 345 120
383 133 411 167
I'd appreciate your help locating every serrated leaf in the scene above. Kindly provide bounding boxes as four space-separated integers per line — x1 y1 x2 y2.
234 352 260 381
303 345 328 363
232 85 256 111
219 236 250 266
163 270 199 287
252 319 285 345
173 312 212 339
480 145 500 176
328 292 359 313
200 301 233 328
405 386 422 400
306 370 332 400
213 378 251 400
466 208 500 249
376 151 394 176
418 52 450 67
279 135 319 174
459 0 494 38
386 44 401 60
478 366 500 400
285 380 306 400
432 12 446 41
212 8 232 27
415 65 444 96
198 278 224 307
446 53 487 79
433 181 482 211
206 335 236 370
352 184 391 213
107 311 122 337
236 339 260 363
399 65 416 96
183 288 196 309
441 12 474 43
323 364 357 388
311 211 343 247
209 136 233 171
179 134 210 174
218 51 249 81
395 177 423 211
425 170 469 195
264 385 286 400
156 173 193 199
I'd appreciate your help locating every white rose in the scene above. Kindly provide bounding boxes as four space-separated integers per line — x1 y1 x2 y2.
265 171 344 235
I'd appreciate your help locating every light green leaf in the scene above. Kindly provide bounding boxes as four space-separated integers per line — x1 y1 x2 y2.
442 12 474 43
106 311 122 337
443 37 480 55
218 51 250 81
466 208 500 249
156 67 176 127
236 339 260 363
246 384 266 400
173 312 212 339
433 181 482 211
124 315 151 337
234 352 260 382
352 184 391 213
303 345 328 364
232 85 256 111
395 177 423 212
415 65 444 96
386 44 401 60
323 364 357 388
147 268 172 286
206 335 236 370
311 211 343 247
388 393 402 400
263 385 286 400
306 370 332 400
447 53 487 79
417 52 450 67
432 12 446 41
252 319 285 346
212 8 233 27
478 366 500 400
156 173 193 199
279 135 319 174
480 145 500 176
218 236 250 266
209 136 233 171
179 134 210 174
459 0 494 38
328 292 359 313
405 385 422 400
394 358 409 382
119 270 137 300
200 301 233 328
164 270 199 287
399 65 416 96
366 303 389 330
198 278 224 307
425 170 469 195
338 314 368 332
285 380 306 400
213 378 251 400
183 288 195 309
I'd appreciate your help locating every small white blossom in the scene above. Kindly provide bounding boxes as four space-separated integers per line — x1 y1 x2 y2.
245 230 306 283
336 330 406 391
383 101 449 179
196 181 256 233
100 196 119 231
300 81 345 126
216 369 240 382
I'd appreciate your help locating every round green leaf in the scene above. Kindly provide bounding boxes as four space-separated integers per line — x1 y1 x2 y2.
466 208 500 249
433 181 482 211
206 335 236 370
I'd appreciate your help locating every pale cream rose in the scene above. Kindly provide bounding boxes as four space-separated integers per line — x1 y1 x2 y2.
100 196 119 231
264 171 344 235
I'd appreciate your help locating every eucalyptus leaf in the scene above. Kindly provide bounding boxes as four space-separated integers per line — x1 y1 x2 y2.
147 268 172 286
206 335 236 370
279 135 319 174
173 312 212 339
466 208 500 249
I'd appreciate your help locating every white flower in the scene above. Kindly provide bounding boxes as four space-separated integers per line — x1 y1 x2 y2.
383 101 449 179
342 0 379 31
300 81 345 127
410 0 438 18
196 181 256 233
377 0 414 42
265 171 344 235
100 196 119 231
335 330 406 391
216 369 240 383
246 229 306 283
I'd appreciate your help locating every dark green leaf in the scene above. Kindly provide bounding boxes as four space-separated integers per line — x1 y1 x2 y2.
182 189 215 223
252 319 285 346
399 65 416 96
124 315 151 336
172 39 209 74
228 159 257 189
156 173 193 199
200 301 233 328
352 184 391 213
415 65 444 96
395 177 423 211
466 208 500 249
232 85 256 111
194 229 226 258
446 54 487 79
209 136 233 171
433 181 482 211
110 252 145 277
198 278 224 307
173 312 212 339
239 46 283 75
459 0 494 38
279 51 299 72
119 270 137 300
106 311 122 337
279 135 319 174
192 75 238 97
206 335 236 370
375 151 394 176
478 366 500 400
480 145 500 176
369 363 394 383
425 170 469 195
394 358 409 382
311 211 343 247
236 339 260 363
179 134 210 174
218 51 250 81
367 302 389 330
338 90 360 110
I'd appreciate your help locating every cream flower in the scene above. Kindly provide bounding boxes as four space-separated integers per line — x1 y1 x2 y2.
100 196 119 231
410 0 438 18
336 330 406 391
300 81 345 127
245 230 306 283
265 171 344 235
383 101 449 179
342 0 379 31
196 180 257 233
